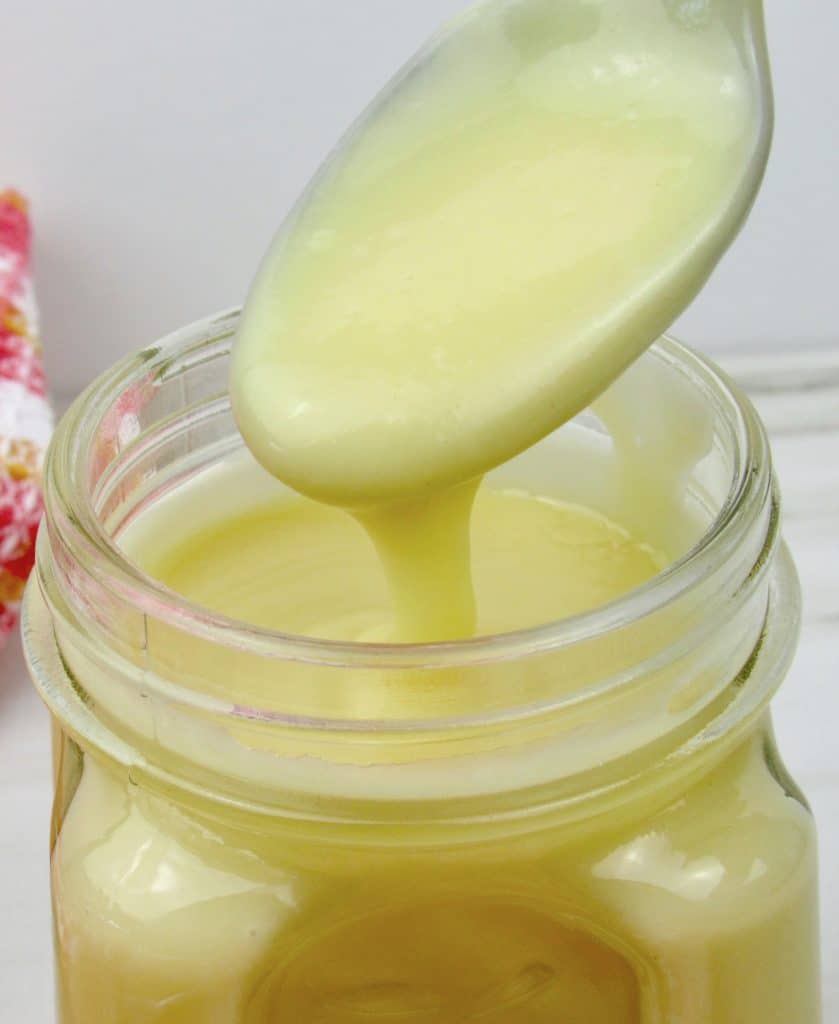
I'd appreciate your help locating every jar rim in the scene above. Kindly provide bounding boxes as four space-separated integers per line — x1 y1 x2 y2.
43 309 772 674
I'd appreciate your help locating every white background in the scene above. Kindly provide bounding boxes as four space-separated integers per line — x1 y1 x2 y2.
1 0 838 396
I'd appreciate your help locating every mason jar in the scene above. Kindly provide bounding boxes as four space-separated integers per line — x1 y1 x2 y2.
23 311 820 1023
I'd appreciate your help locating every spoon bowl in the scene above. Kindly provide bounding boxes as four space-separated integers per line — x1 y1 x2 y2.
232 0 773 506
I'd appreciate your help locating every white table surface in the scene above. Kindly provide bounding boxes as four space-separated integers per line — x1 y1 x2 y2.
1 352 837 1022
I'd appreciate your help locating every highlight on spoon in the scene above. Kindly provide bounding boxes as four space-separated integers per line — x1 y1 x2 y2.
232 0 773 506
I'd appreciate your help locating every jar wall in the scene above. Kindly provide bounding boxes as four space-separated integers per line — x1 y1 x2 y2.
48 715 818 1024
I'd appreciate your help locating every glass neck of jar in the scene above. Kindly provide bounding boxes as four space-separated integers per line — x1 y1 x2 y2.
25 312 800 835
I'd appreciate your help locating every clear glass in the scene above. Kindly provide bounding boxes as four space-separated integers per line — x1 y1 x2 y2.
24 311 820 1023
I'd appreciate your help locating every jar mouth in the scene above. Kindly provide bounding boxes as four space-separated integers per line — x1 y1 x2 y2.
42 309 772 674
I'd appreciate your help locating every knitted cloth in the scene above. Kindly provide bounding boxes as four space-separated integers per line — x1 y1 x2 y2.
0 190 51 643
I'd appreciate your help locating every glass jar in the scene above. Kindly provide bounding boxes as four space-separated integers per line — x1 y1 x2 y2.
23 311 821 1023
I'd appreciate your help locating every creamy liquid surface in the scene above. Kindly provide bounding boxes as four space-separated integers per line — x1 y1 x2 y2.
231 0 767 641
141 483 663 642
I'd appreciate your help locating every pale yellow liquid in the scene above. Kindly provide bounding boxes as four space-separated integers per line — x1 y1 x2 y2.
145 486 662 640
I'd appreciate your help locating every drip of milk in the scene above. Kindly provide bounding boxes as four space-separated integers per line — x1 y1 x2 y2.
231 0 771 641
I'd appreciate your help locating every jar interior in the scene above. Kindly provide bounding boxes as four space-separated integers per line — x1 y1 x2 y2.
29 313 793 814
90 325 738 578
